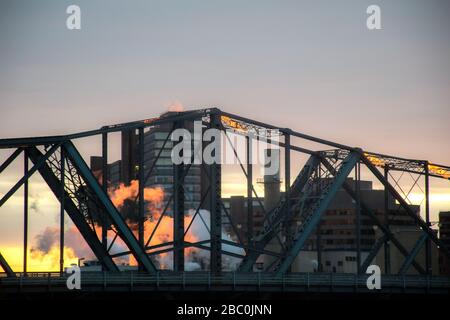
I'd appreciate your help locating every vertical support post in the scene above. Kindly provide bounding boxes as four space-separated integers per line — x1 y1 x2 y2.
424 162 431 275
101 132 108 253
316 162 322 271
59 147 65 274
173 121 185 271
246 135 253 246
138 127 145 271
384 166 391 274
23 150 28 274
355 161 361 274
284 133 291 238
210 113 222 273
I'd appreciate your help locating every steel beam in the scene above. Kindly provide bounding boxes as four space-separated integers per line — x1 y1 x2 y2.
138 128 145 271
238 155 321 272
0 109 208 149
284 133 291 247
275 151 360 275
26 146 119 272
173 121 185 272
0 148 22 175
399 233 428 274
384 166 391 274
0 252 15 277
355 162 361 274
321 157 426 274
424 162 431 275
362 155 450 260
63 141 157 273
23 150 28 273
101 132 108 253
360 235 388 272
59 147 65 274
0 144 60 208
218 110 352 151
209 114 222 273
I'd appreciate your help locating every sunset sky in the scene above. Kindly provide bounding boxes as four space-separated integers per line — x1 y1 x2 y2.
1 0 450 271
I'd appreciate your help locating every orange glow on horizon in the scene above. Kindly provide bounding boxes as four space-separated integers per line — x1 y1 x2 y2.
1 246 79 272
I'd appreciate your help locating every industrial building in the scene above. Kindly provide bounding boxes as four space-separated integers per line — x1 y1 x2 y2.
224 173 431 274
439 211 450 275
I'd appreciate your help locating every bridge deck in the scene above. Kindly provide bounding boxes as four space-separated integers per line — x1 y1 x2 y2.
1 272 449 295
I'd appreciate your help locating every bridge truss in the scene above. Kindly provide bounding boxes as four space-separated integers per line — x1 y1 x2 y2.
0 108 449 284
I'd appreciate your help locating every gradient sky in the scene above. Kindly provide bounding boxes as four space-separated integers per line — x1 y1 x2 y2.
1 0 450 270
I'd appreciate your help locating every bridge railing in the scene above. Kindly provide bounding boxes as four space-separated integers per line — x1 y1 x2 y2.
1 272 450 291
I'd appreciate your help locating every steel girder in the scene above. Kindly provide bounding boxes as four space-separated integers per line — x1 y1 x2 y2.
322 149 450 180
362 155 450 261
399 233 428 274
360 235 388 273
28 142 158 273
320 157 427 274
0 144 60 208
62 141 157 273
173 120 185 272
27 145 119 272
209 113 222 273
0 252 15 277
238 155 321 272
0 109 211 149
0 148 23 175
274 151 361 275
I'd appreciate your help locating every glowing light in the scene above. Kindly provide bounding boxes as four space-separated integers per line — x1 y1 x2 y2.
364 153 386 167
221 116 248 132
428 164 450 179
143 117 158 124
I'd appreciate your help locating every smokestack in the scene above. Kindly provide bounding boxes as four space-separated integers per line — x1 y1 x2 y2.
263 149 281 212
258 148 282 271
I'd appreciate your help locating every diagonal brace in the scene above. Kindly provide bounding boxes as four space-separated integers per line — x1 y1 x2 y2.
0 144 60 208
63 141 157 273
275 150 361 275
399 232 428 275
362 155 450 260
360 235 388 272
321 156 426 274
0 252 15 277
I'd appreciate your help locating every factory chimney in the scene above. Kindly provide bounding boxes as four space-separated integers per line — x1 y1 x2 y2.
262 148 281 211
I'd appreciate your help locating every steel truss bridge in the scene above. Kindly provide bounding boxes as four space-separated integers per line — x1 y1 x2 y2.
1 108 450 296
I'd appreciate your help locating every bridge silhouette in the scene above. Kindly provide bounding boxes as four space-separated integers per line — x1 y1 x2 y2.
1 108 449 297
